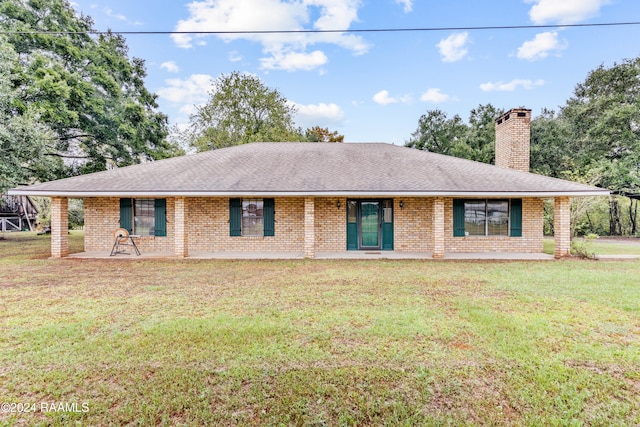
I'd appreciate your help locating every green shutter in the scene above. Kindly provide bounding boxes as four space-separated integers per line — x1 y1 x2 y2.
229 198 241 236
346 201 358 250
510 199 522 237
154 199 166 237
382 200 393 250
382 222 394 250
119 198 132 233
263 198 275 236
453 199 465 237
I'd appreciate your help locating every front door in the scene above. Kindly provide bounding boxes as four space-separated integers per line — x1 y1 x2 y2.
360 201 380 249
346 199 393 251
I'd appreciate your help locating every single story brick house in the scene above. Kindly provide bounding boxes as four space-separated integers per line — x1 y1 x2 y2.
8 108 609 259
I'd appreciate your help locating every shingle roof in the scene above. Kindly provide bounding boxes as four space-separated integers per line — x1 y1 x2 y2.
8 142 609 197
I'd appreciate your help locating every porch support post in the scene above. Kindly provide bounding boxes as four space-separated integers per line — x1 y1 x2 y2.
174 197 188 257
50 197 69 258
554 196 571 258
432 197 445 259
304 197 315 259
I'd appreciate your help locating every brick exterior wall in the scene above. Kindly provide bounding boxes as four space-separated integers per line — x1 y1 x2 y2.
443 197 544 253
314 197 347 252
495 108 531 172
84 197 175 253
394 198 434 252
187 197 305 253
51 197 68 258
81 196 544 256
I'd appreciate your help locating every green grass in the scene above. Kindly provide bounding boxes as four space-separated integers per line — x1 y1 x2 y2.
544 237 640 256
1 232 640 425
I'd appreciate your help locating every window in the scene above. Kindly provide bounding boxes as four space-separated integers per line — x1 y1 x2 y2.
119 198 166 236
229 198 274 237
242 199 264 236
134 199 155 236
454 199 521 237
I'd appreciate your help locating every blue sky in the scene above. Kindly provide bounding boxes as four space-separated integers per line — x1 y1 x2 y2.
69 0 640 145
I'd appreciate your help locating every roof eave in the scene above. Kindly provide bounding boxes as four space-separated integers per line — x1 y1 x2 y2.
7 189 611 198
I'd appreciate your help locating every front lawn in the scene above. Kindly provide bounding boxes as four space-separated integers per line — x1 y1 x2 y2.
1 232 639 425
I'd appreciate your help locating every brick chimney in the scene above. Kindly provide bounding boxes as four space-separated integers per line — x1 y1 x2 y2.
494 108 531 172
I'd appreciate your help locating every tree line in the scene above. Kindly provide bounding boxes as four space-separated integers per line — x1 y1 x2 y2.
406 58 640 236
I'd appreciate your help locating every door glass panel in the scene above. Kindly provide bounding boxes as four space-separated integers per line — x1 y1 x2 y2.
361 201 379 247
383 200 393 223
347 200 357 223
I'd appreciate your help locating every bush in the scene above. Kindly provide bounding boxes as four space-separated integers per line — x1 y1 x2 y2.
570 233 598 259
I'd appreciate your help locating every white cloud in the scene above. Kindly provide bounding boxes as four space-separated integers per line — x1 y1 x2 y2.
372 90 411 105
157 74 213 115
291 101 345 128
228 50 243 62
260 50 328 71
526 0 610 24
516 31 567 61
171 0 369 71
436 32 469 63
395 0 413 13
479 79 545 92
160 61 180 73
103 7 126 21
420 88 450 103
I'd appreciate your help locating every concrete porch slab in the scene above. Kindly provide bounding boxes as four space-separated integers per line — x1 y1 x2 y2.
67 251 554 260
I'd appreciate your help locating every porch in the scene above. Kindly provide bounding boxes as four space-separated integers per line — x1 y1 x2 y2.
49 195 571 260
67 250 554 260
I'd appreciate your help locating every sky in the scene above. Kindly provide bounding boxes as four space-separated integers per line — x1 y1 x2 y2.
68 0 640 145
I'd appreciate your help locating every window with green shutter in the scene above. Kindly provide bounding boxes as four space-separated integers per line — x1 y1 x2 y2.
230 198 275 237
119 198 166 236
454 198 521 237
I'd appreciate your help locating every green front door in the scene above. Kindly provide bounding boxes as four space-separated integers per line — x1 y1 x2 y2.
360 201 380 248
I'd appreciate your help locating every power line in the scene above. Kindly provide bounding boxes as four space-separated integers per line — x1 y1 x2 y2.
1 21 640 35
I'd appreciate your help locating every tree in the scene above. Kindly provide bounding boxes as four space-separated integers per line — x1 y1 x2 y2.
186 72 300 151
530 108 574 178
455 104 504 164
405 109 466 155
0 0 179 183
406 104 502 164
559 58 640 235
0 35 57 193
562 58 640 168
304 126 344 142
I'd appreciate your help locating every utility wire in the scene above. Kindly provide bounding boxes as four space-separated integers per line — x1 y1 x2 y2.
1 21 640 35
